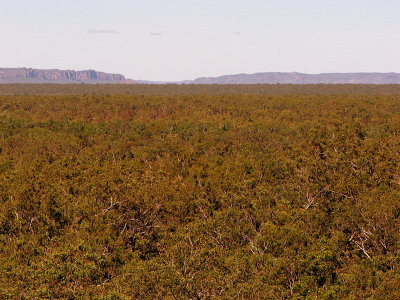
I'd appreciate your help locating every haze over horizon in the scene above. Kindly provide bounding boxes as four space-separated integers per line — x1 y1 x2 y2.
1 0 399 81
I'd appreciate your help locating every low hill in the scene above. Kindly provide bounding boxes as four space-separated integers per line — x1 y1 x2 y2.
192 72 400 84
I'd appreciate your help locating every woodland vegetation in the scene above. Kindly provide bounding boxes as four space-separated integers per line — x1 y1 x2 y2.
1 85 400 299
2 83 400 96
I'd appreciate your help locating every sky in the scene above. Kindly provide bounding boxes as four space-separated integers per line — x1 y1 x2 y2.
0 0 399 81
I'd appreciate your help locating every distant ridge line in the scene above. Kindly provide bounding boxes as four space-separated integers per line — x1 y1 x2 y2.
188 72 400 85
0 68 135 84
1 68 400 84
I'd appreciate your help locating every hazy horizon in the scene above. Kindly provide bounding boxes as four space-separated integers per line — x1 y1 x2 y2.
1 0 399 81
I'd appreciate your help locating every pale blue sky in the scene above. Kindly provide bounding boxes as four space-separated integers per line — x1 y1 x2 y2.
1 0 399 81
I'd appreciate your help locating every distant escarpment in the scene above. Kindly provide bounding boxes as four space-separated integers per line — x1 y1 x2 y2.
192 72 400 84
0 68 135 84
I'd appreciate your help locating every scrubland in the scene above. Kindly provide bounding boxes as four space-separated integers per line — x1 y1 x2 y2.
1 85 400 299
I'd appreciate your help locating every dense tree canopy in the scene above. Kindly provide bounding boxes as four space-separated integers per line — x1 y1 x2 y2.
1 88 400 298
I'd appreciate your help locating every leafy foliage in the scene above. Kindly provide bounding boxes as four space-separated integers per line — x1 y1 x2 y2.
1 89 400 298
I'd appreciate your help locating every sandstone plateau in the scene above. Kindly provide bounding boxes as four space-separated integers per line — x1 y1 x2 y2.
0 68 135 84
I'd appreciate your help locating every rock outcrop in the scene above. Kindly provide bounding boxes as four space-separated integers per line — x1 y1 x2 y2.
0 68 135 83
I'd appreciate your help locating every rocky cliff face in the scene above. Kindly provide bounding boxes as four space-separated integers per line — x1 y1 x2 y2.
0 68 134 83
